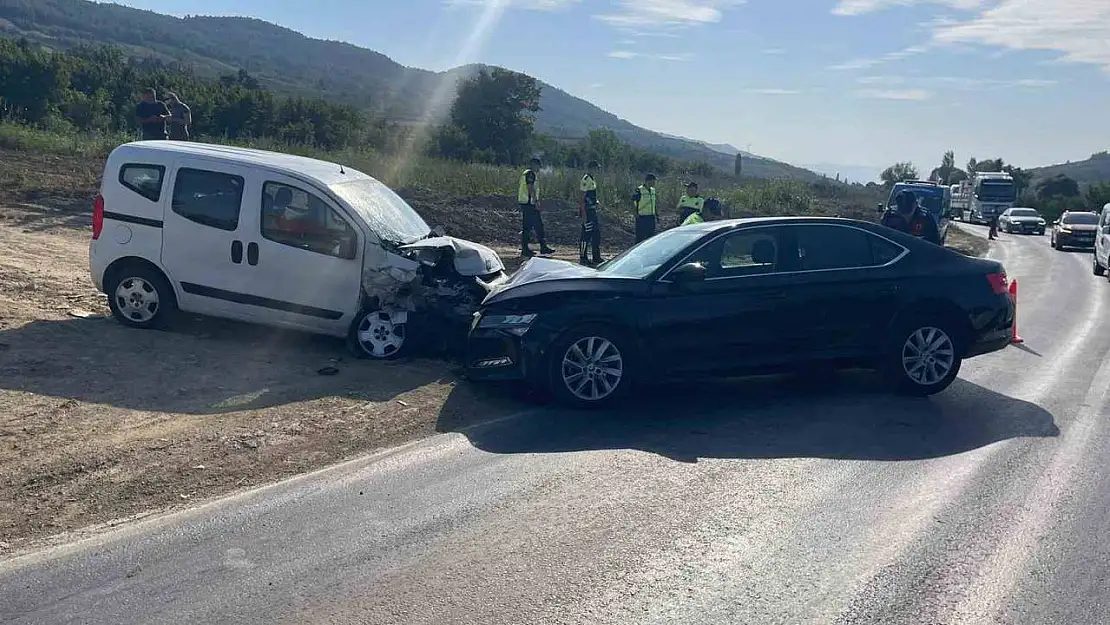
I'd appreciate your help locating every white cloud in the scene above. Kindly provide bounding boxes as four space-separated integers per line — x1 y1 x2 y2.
608 49 692 61
930 0 1110 72
444 0 580 10
857 74 1057 89
745 88 800 94
596 0 744 31
832 0 982 16
856 88 932 100
761 48 786 55
828 45 927 70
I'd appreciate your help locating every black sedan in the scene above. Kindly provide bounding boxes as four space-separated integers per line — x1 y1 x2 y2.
1051 211 1100 251
466 217 1015 408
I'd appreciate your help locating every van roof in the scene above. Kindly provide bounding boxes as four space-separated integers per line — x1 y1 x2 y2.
110 141 368 187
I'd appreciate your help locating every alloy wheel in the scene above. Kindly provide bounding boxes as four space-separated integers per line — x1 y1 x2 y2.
114 277 160 323
561 336 624 402
901 326 956 387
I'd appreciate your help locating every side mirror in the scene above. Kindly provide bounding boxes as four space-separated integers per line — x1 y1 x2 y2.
1102 225 1110 234
669 262 707 284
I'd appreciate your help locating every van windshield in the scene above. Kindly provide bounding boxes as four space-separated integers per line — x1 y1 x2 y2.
330 178 431 245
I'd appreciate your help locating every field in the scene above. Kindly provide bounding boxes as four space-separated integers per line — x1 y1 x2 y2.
0 130 980 555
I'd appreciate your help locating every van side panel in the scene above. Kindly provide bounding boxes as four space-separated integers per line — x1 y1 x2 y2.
90 147 173 293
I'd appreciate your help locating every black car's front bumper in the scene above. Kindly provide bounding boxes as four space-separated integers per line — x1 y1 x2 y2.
465 324 546 384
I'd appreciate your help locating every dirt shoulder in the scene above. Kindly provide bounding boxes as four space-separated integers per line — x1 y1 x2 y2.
0 202 537 556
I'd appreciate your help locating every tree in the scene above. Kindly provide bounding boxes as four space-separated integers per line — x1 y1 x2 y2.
966 157 978 179
947 169 968 184
734 153 743 177
1002 164 1032 196
974 158 1005 173
445 67 541 165
881 162 919 187
1036 174 1080 201
929 150 959 185
1085 182 1110 211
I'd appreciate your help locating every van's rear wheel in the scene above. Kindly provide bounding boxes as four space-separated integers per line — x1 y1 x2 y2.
106 264 176 329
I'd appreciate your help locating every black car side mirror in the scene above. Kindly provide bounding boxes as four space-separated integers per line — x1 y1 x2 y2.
670 262 707 284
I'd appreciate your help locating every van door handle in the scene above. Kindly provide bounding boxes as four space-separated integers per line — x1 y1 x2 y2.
247 242 259 266
231 240 243 264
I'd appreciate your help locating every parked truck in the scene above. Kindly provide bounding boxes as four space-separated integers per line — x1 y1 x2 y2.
950 172 1017 225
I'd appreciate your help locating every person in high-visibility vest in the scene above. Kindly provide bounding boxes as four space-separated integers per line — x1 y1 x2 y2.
676 182 704 226
578 160 603 266
681 197 723 226
631 173 658 243
518 157 555 257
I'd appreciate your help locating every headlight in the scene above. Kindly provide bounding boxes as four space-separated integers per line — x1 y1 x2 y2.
1038 219 1045 224
1061 227 1072 233
478 313 537 336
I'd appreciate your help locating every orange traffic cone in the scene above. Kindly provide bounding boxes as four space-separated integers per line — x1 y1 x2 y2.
1009 278 1024 344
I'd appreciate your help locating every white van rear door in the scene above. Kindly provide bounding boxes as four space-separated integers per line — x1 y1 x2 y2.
161 159 261 320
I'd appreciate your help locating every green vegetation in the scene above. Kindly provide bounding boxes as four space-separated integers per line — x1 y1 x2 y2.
0 0 823 179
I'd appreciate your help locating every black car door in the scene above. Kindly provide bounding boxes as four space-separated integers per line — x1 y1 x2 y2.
645 226 809 376
779 224 908 360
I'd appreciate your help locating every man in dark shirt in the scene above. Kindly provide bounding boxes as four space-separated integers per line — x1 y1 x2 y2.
136 88 170 140
882 190 941 245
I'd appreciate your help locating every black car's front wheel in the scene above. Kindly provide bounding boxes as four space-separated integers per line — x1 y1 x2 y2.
885 316 963 397
548 324 634 409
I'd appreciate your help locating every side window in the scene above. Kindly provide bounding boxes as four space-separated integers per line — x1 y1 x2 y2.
794 225 878 271
261 181 357 259
119 164 165 202
870 235 905 265
171 168 244 231
689 230 779 278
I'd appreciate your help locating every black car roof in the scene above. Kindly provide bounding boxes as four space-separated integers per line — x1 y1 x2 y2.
696 216 880 233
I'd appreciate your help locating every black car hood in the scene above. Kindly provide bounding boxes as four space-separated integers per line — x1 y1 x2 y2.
483 257 641 305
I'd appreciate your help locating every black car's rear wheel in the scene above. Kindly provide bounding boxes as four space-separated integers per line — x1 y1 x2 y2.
885 315 963 397
547 324 634 409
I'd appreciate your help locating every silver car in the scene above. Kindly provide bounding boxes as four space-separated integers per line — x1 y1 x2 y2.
998 207 1046 235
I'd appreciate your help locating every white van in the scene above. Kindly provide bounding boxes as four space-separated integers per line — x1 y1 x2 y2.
1095 202 1110 279
90 141 507 358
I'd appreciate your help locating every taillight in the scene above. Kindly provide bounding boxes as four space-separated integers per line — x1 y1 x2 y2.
986 271 1009 295
92 194 104 240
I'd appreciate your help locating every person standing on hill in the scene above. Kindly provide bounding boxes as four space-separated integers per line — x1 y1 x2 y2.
676 182 704 226
136 88 170 141
632 173 658 243
519 157 555 258
578 161 603 266
165 92 193 141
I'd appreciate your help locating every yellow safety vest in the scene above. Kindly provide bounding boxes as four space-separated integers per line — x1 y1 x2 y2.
518 169 538 204
682 211 705 226
677 194 704 212
580 173 597 193
635 185 657 216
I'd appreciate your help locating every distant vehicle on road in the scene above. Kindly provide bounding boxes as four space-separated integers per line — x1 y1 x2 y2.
1050 211 1099 251
952 172 1017 225
1093 204 1110 277
466 217 1015 408
90 141 508 359
880 180 953 245
998 207 1046 235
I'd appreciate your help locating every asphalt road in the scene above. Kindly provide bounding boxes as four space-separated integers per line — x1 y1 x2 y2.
4 223 1110 625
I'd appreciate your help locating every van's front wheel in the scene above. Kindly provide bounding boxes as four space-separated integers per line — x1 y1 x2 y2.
349 309 409 359
106 264 176 329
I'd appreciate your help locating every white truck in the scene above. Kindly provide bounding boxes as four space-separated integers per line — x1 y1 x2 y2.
950 172 1017 225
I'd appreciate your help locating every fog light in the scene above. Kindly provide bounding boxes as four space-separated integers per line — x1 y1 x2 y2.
475 357 512 368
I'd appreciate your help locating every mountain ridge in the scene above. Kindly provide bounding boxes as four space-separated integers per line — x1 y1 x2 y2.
0 0 824 181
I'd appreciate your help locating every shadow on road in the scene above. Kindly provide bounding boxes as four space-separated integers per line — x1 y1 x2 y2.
437 372 1059 463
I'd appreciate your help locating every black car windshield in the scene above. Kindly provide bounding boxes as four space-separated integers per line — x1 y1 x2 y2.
1063 213 1099 225
329 177 431 245
599 227 708 278
1010 208 1039 218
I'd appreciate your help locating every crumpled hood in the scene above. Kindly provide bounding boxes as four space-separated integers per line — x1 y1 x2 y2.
399 236 505 276
502 257 598 287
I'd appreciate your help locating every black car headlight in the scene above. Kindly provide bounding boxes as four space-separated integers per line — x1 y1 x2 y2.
477 313 537 336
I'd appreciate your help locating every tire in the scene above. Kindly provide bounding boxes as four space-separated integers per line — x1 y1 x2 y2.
105 263 176 329
1094 258 1106 277
348 309 410 360
884 315 963 397
547 324 634 409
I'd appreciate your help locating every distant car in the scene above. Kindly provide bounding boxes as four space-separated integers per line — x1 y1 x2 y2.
1051 211 1100 251
466 217 1015 408
1094 205 1110 277
998 207 1045 235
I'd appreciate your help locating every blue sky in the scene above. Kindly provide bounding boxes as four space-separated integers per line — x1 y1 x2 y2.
111 0 1109 181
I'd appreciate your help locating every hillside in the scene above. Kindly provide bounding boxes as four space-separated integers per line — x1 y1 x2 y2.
0 0 822 181
1029 151 1110 187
